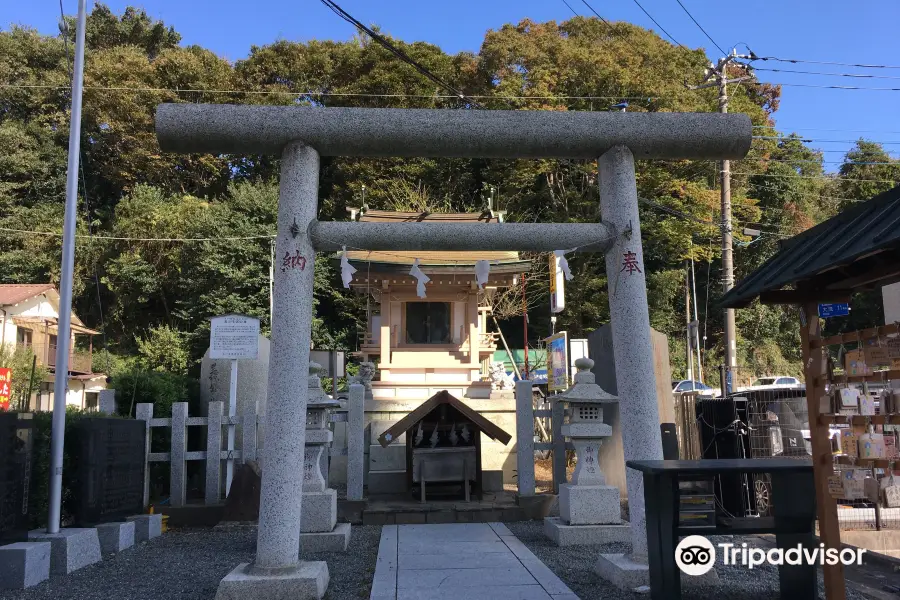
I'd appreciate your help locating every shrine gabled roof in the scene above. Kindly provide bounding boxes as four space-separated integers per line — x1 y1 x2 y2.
377 390 512 448
344 210 528 269
720 184 900 308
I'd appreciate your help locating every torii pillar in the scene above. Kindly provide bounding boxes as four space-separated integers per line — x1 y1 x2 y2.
156 104 750 599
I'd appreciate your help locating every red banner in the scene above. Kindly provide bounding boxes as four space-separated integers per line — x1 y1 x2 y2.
0 368 11 411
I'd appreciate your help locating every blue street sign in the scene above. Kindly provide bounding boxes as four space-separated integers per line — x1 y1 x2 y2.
819 303 850 318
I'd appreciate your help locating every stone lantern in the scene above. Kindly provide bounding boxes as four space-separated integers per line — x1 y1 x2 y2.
301 361 351 551
544 357 629 546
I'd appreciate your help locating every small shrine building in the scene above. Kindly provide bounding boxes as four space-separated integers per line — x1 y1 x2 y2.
343 208 529 493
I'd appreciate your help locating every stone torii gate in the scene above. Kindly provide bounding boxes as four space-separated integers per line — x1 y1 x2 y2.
156 104 750 599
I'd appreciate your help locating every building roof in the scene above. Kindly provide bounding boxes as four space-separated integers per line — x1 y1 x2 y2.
377 390 512 448
721 185 900 308
345 210 526 269
0 284 56 307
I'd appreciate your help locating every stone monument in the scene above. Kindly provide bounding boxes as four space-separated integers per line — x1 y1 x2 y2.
200 334 270 448
300 363 351 552
544 358 629 546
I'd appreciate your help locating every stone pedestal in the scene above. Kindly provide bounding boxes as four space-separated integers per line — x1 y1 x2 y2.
559 483 621 525
594 553 650 590
216 562 329 600
126 514 162 542
543 358 624 547
28 528 101 575
0 542 51 589
96 521 135 554
543 517 630 546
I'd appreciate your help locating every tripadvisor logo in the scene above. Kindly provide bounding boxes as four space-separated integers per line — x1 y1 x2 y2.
675 535 866 576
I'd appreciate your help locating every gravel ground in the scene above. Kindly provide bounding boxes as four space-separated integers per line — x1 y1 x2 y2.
0 525 381 600
506 521 869 600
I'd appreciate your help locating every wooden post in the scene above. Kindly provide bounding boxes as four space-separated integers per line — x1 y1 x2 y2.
799 302 845 600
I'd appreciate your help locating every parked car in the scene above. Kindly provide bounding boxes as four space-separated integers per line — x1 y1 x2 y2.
672 380 718 396
745 376 802 390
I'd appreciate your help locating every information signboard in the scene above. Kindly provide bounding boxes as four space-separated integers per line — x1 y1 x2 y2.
0 369 10 411
546 332 569 392
210 314 260 360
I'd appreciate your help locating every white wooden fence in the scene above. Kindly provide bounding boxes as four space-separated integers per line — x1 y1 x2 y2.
136 401 259 508
136 400 354 508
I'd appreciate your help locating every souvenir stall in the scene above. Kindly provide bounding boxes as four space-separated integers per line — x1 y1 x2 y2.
720 184 900 600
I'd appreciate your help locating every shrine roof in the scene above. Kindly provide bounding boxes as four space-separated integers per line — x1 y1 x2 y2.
345 210 528 269
377 390 512 448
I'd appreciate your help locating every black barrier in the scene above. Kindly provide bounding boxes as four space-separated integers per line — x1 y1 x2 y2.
0 412 33 543
72 418 145 526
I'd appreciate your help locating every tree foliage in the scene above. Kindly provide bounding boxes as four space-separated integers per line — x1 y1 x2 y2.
1 4 893 380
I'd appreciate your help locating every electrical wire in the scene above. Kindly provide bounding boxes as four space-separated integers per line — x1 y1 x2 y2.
755 56 900 70
0 83 662 103
751 67 900 82
561 0 579 16
628 0 685 48
753 124 900 135
576 0 661 69
318 0 482 108
767 82 900 92
752 136 900 145
673 0 726 55
733 172 900 184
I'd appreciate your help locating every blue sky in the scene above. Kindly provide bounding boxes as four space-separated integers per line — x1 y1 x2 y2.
4 1 900 165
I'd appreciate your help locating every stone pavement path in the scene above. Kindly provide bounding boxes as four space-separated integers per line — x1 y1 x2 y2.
370 522 579 600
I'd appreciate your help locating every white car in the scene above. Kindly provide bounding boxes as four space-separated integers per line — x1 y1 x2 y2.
745 376 802 390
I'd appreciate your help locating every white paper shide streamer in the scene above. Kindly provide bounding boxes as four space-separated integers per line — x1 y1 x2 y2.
410 258 430 298
475 260 490 289
340 246 357 288
554 250 574 281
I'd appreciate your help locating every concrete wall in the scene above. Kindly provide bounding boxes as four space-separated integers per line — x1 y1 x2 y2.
587 323 673 498
840 529 900 559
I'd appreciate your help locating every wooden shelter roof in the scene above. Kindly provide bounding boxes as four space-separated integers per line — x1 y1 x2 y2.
721 184 900 308
377 390 512 448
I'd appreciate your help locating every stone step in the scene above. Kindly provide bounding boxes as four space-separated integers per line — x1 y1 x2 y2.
361 505 528 525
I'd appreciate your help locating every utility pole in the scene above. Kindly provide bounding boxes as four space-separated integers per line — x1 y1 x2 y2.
685 260 694 385
48 0 87 534
687 48 752 394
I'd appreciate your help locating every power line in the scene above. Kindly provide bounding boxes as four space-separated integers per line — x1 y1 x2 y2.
561 0 579 16
753 124 900 135
578 0 655 64
628 0 685 48
755 56 900 70
317 0 483 108
767 81 900 92
0 227 276 242
753 135 900 145
733 172 900 184
673 0 726 55
752 67 900 81
742 157 899 167
0 83 662 102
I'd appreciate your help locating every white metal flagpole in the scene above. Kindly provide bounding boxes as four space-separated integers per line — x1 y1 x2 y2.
226 358 238 495
47 0 88 534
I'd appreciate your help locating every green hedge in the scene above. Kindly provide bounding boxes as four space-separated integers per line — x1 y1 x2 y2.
25 371 200 528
